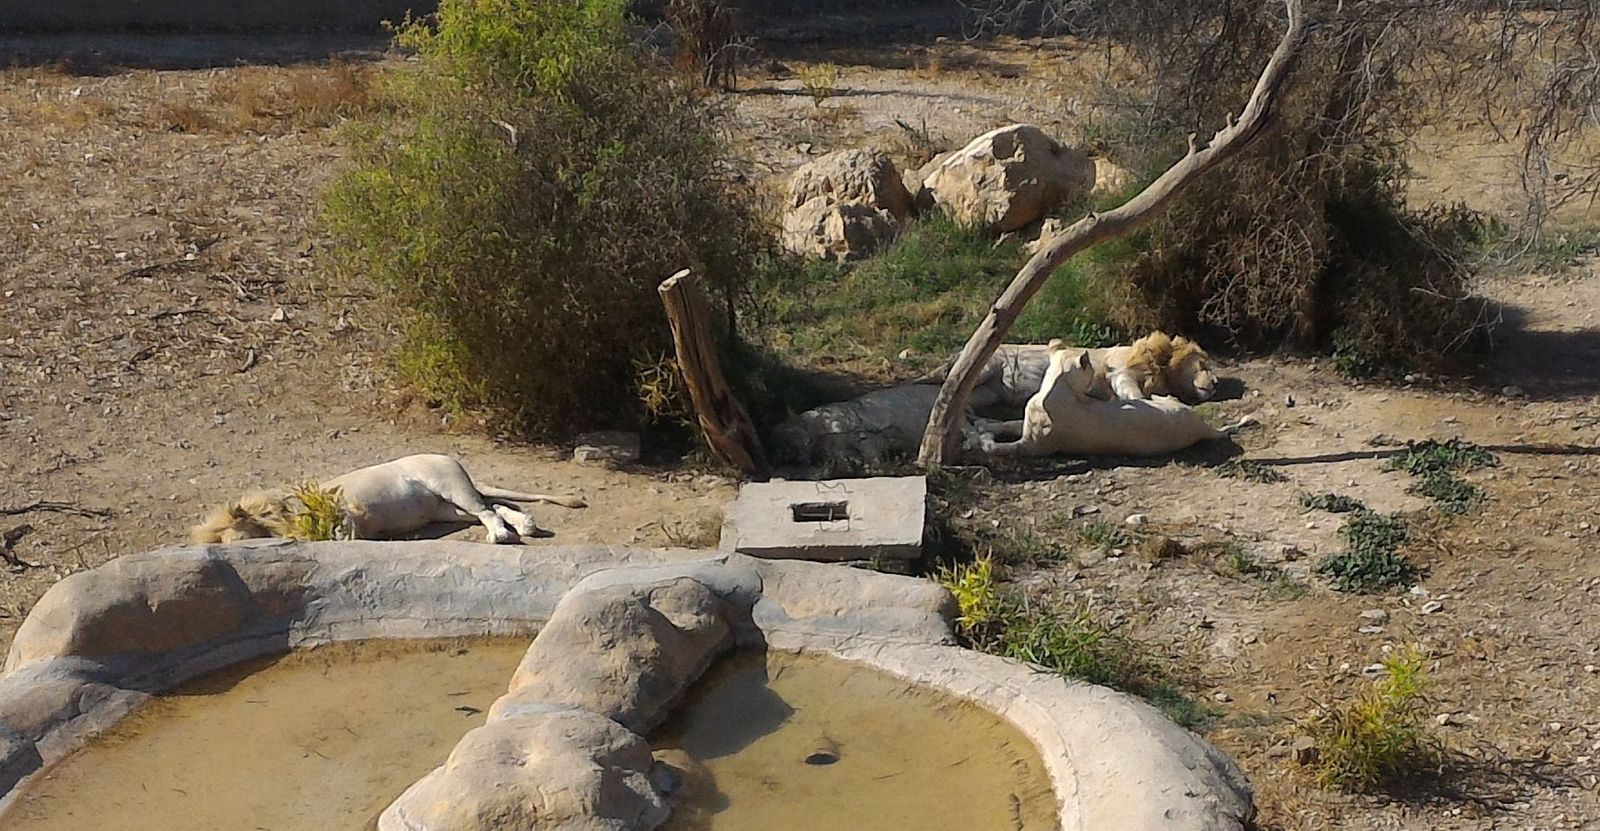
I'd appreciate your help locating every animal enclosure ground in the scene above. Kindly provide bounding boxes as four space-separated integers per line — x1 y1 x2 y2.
3 16 1600 831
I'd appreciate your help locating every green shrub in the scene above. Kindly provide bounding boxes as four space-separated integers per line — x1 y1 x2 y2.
1215 460 1288 484
1383 439 1497 477
323 0 759 435
1310 648 1442 790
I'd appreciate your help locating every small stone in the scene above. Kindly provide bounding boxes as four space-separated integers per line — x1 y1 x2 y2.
1421 600 1444 614
1358 625 1384 635
1404 374 1416 383
1124 513 1148 526
1360 662 1387 677
1360 609 1389 622
1437 713 1454 726
796 141 814 154
573 431 642 467
1212 692 1231 703
1241 633 1257 645
269 306 287 322
1409 586 1430 597
1076 548 1107 567
1502 385 1524 397
1073 504 1101 517
896 348 913 360
1279 545 1302 562
1289 737 1318 766
1585 665 1598 674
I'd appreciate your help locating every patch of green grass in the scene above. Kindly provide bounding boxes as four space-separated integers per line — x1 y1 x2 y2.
1383 439 1497 477
1309 647 1443 791
1075 519 1128 552
1472 221 1600 273
1216 460 1289 484
1145 680 1223 731
1316 512 1415 592
755 212 1125 368
1266 573 1312 600
1300 492 1369 514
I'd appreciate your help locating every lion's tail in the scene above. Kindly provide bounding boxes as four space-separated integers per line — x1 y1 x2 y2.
479 486 588 509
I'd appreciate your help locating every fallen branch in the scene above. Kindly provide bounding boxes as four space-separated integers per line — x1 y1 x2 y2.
0 500 115 518
917 0 1307 466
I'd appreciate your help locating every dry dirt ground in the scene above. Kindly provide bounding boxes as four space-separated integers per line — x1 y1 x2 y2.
3 23 1600 831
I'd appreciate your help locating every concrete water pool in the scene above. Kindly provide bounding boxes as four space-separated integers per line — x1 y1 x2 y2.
1 639 527 831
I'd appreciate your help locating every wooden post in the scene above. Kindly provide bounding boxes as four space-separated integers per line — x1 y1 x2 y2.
916 0 1307 466
659 269 769 477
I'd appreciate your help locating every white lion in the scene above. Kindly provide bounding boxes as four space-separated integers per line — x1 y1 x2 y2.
919 330 1220 408
980 344 1254 457
191 454 587 545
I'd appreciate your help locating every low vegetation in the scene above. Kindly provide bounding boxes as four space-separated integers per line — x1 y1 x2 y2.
1299 492 1369 514
937 557 1214 729
1309 648 1443 791
1215 460 1288 484
753 214 1123 373
324 0 761 435
1316 512 1415 592
1385 439 1497 515
285 482 355 542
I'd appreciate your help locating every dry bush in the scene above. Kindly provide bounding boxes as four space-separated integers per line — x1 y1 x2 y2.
283 61 373 127
964 0 1515 371
159 100 215 133
664 0 748 90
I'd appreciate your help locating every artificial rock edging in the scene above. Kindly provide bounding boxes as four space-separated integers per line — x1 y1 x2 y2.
0 540 1253 830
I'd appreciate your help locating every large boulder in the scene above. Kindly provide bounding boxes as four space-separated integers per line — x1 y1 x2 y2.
779 196 896 262
378 709 668 831
921 124 1094 233
787 148 914 220
495 578 733 734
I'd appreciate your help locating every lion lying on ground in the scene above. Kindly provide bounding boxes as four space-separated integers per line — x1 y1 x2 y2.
978 344 1254 457
191 454 587 545
919 330 1219 408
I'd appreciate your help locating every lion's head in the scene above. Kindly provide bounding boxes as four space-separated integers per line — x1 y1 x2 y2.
1168 337 1217 403
190 492 290 544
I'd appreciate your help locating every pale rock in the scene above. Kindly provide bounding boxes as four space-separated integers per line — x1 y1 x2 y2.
921 124 1094 233
780 196 896 261
787 148 914 220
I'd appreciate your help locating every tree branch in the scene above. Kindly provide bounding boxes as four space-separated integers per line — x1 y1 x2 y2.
916 0 1307 466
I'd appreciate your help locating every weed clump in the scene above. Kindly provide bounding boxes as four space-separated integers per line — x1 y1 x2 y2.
1384 439 1497 515
1300 492 1368 514
1216 460 1288 484
1309 648 1443 791
286 482 356 541
324 0 759 436
1317 512 1415 592
935 559 1212 728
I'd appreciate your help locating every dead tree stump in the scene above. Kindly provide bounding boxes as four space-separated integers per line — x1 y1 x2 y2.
659 269 768 477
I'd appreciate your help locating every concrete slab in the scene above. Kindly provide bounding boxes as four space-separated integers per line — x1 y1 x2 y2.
718 476 926 564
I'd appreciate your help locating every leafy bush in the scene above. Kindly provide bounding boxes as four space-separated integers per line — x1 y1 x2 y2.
937 556 1001 636
1310 648 1442 790
324 0 760 435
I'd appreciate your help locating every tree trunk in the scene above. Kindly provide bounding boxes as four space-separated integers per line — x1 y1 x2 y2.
659 268 769 477
916 0 1308 466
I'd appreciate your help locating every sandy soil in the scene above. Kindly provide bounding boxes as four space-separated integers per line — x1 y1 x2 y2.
2 20 1599 831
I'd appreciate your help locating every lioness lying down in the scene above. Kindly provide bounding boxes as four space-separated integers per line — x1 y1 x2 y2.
980 345 1254 457
192 454 587 545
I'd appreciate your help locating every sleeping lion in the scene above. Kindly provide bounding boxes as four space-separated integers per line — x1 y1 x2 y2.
192 454 586 545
